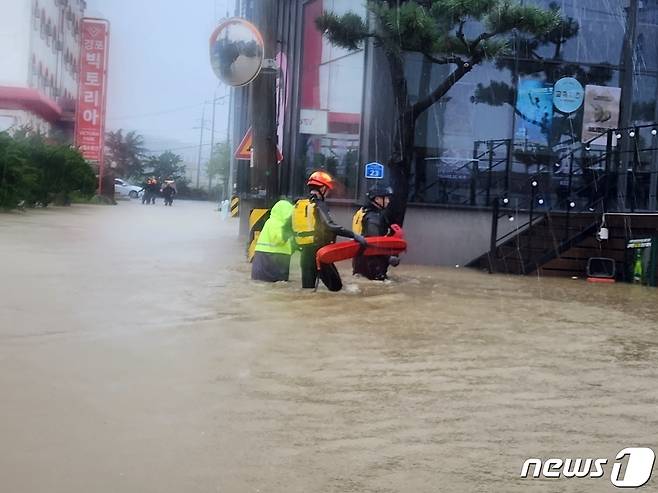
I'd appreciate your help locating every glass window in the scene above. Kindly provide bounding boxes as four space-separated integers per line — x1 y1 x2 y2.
295 0 365 199
408 58 515 204
637 0 658 72
632 73 657 124
530 0 626 66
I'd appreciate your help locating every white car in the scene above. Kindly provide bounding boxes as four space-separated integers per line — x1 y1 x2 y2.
114 178 143 199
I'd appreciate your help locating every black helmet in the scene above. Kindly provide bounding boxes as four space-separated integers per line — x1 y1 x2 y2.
367 185 393 201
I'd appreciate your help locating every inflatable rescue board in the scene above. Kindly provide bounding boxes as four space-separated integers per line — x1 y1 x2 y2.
316 225 407 269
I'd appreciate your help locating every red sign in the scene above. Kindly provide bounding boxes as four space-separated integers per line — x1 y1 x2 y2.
74 18 110 185
234 127 283 162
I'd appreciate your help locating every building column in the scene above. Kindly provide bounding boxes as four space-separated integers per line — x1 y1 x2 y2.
618 0 639 211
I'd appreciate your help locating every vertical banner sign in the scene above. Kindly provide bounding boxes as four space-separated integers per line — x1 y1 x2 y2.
74 18 110 191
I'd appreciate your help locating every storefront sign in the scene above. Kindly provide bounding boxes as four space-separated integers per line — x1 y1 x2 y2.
299 108 328 135
430 157 477 180
553 77 584 114
74 18 110 170
581 85 622 146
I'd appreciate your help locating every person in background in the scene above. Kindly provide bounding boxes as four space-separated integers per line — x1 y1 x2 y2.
251 200 294 282
147 177 159 204
140 177 152 205
292 171 367 291
352 184 398 280
162 179 176 206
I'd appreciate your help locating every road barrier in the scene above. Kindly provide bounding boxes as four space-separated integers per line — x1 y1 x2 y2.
247 208 270 262
230 196 239 217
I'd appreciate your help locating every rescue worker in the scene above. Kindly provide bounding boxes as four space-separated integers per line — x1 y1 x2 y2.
147 177 159 204
251 200 294 282
293 171 367 291
352 184 399 280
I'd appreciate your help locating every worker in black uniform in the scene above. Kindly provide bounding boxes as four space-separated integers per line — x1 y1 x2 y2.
352 184 399 280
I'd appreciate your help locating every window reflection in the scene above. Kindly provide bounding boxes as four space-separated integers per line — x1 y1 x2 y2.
297 0 364 199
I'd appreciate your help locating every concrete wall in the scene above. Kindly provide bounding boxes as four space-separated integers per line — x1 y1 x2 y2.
0 1 31 86
0 0 84 99
329 203 526 267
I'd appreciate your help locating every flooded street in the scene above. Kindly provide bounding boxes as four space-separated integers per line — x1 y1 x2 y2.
1 201 658 492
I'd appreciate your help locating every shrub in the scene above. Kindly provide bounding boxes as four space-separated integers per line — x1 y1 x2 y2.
0 131 96 210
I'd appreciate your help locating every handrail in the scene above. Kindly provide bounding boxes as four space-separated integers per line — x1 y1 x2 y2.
487 123 658 274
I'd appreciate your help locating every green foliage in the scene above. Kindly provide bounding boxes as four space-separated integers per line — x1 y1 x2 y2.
207 141 231 183
105 129 146 180
370 2 442 55
321 0 561 62
538 2 579 53
0 131 96 210
319 0 564 130
0 132 36 209
315 12 369 50
429 0 498 22
145 151 187 182
485 2 560 37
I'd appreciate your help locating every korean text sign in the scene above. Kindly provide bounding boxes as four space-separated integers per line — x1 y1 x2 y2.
74 19 109 166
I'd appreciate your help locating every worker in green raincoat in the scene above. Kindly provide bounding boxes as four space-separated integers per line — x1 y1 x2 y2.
251 200 294 282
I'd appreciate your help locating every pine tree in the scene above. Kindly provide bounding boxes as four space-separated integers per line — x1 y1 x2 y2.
317 0 563 223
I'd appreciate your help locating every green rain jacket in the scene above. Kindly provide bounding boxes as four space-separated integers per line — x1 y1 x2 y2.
255 200 294 255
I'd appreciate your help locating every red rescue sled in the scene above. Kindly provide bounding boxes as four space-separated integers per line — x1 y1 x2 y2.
316 225 407 269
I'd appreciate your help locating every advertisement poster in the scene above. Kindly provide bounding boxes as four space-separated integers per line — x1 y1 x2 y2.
514 79 554 145
581 85 622 146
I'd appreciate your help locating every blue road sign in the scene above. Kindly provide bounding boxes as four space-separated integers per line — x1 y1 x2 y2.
365 162 384 179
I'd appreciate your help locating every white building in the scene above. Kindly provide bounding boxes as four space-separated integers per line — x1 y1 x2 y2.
0 0 86 136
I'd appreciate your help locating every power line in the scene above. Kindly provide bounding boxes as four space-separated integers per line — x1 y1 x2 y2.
145 141 217 154
107 101 207 121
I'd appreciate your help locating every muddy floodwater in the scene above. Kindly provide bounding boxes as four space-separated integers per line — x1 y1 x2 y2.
1 201 658 492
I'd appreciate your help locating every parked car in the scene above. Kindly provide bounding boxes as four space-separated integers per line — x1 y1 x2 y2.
114 178 142 199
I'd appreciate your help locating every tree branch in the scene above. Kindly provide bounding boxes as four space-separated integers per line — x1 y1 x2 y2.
412 60 474 119
470 30 501 51
423 53 464 65
456 20 469 52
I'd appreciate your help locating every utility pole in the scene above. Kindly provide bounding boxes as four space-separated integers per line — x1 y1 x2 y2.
248 0 278 204
209 91 218 191
208 93 229 196
196 104 206 189
226 88 233 202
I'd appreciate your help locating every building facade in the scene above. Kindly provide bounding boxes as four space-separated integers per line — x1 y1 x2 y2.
233 0 658 265
0 0 86 136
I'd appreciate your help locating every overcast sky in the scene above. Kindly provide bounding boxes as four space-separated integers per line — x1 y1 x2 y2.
86 0 233 157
